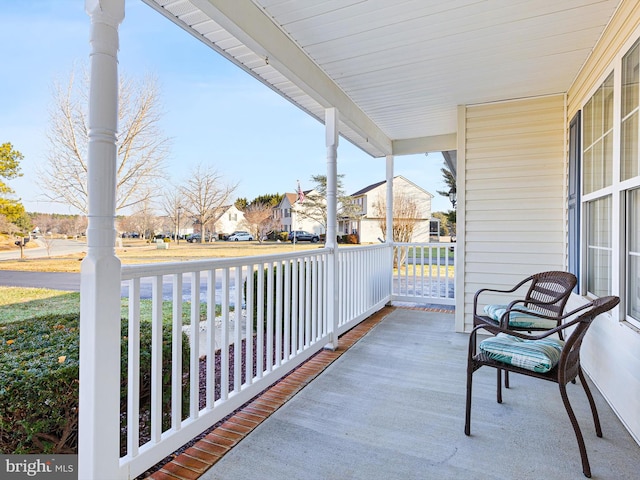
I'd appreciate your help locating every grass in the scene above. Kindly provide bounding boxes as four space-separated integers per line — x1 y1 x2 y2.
0 288 81 324
0 287 229 327
0 239 324 273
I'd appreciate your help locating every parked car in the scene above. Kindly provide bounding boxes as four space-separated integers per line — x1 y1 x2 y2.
289 230 320 243
224 230 250 240
228 232 254 241
186 233 202 243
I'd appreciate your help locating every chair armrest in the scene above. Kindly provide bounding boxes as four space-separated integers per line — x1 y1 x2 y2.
473 276 535 317
478 301 597 340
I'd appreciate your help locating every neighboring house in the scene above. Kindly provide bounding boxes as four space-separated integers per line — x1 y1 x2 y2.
213 204 245 237
341 176 433 243
275 190 325 235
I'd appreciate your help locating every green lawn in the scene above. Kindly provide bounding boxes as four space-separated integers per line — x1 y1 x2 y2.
0 286 226 326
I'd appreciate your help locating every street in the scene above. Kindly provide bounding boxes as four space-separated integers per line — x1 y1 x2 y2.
0 237 87 261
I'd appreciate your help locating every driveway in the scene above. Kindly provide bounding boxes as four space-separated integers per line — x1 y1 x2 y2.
0 270 80 292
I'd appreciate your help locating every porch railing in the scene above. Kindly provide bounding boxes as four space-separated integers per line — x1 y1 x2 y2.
392 242 456 305
117 242 453 478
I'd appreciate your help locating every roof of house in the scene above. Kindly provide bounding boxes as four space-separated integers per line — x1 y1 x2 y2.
350 176 433 198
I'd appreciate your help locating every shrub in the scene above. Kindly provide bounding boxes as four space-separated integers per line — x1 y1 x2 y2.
245 262 303 329
0 314 80 454
0 314 190 455
345 234 359 244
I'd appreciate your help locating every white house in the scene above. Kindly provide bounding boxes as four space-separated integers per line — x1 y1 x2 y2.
275 190 325 236
341 176 433 243
213 204 245 237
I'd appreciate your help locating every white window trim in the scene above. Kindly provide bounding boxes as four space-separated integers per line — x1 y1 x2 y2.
579 28 640 330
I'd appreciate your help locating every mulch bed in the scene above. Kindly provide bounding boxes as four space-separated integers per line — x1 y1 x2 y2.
134 334 313 479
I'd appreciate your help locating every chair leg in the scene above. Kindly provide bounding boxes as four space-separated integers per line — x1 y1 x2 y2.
559 383 592 478
465 363 474 436
578 368 602 438
496 369 503 404
504 370 510 389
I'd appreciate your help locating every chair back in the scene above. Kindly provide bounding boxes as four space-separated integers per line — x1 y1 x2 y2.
558 295 619 383
524 271 577 318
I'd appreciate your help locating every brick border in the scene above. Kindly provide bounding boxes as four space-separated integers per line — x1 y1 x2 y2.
147 305 445 479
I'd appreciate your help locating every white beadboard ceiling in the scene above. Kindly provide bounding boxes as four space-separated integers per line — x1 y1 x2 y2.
142 0 621 157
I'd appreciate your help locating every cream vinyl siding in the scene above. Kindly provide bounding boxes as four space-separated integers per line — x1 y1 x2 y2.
565 0 640 445
462 95 566 332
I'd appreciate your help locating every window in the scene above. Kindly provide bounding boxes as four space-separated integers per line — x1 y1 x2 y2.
583 73 614 194
581 36 640 328
583 74 614 298
627 189 640 323
622 39 640 180
622 38 640 328
586 196 612 297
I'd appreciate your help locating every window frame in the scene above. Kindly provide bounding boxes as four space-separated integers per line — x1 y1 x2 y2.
579 29 640 330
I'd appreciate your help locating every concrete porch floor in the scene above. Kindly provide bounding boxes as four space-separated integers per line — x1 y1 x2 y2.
150 306 640 480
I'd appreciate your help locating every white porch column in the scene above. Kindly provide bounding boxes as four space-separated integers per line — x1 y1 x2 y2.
385 155 394 242
325 108 339 350
385 155 394 299
79 1 124 479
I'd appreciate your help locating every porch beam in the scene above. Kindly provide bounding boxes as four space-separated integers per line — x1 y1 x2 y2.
392 133 457 156
79 1 124 479
187 0 392 156
325 107 339 350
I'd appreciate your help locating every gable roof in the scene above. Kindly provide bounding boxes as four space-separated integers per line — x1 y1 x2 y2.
350 176 433 198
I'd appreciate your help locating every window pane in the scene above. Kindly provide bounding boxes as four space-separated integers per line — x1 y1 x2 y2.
583 148 593 194
622 111 639 180
622 40 640 118
604 74 614 132
594 86 604 140
587 196 612 297
628 190 640 321
583 73 614 193
604 131 613 186
584 98 593 147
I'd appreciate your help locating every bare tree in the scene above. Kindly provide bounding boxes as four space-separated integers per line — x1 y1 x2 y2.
241 202 278 244
39 66 170 214
160 187 186 240
181 164 238 243
373 192 420 243
126 200 161 239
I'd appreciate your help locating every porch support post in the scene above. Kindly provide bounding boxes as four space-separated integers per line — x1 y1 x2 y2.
325 107 339 350
385 155 394 242
79 1 124 479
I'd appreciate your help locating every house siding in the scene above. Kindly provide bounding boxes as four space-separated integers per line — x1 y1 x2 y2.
462 95 566 332
566 0 640 445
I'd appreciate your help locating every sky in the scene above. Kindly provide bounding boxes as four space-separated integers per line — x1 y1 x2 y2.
0 0 451 215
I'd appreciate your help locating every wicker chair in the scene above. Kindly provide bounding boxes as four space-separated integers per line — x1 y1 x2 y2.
473 271 577 388
465 295 620 478
473 271 577 334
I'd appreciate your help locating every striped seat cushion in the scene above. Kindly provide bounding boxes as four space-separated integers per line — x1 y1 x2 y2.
479 333 564 373
483 304 558 329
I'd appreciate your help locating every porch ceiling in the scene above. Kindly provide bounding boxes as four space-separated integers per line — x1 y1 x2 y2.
142 0 621 157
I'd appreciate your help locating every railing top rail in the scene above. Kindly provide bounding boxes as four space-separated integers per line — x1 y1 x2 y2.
337 243 390 253
121 247 331 280
394 242 455 247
